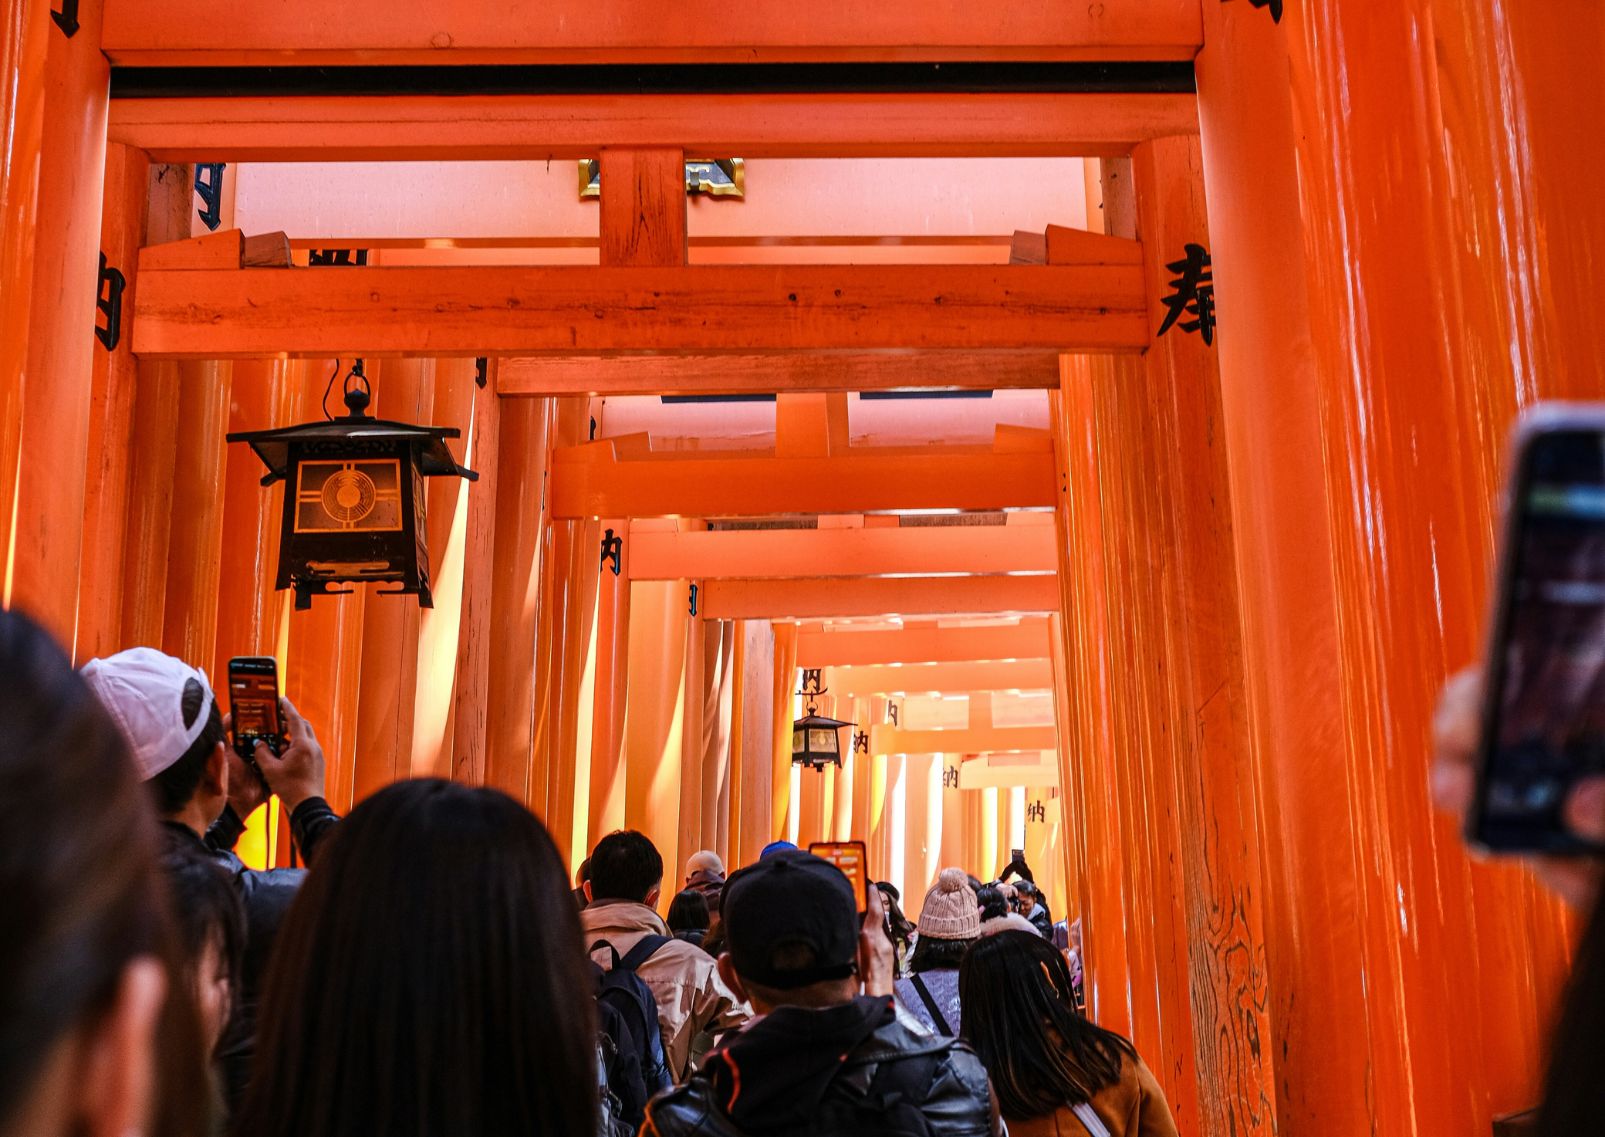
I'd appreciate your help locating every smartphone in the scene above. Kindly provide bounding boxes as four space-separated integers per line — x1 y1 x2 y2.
1010 847 1025 863
228 656 285 766
809 841 869 914
1471 406 1605 855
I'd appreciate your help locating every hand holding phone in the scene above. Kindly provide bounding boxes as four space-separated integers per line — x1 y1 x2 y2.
1469 407 1605 859
228 656 284 773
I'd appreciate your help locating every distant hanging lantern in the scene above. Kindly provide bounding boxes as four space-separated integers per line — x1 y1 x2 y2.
227 360 477 610
791 668 854 772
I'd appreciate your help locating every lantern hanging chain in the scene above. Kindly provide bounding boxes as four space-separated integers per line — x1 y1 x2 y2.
321 358 341 421
321 358 371 420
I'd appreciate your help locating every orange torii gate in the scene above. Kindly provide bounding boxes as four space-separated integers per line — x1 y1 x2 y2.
2 1 1595 1133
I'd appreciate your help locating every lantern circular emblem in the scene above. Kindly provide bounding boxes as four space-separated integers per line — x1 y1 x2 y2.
321 468 378 524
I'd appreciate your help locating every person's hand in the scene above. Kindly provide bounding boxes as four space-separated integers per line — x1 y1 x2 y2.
220 713 269 819
1431 667 1605 909
253 697 326 814
857 883 896 997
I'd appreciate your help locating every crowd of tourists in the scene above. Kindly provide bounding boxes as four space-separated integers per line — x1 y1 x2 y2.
3 605 1604 1137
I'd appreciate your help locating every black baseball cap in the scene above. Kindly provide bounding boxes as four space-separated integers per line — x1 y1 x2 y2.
722 850 859 990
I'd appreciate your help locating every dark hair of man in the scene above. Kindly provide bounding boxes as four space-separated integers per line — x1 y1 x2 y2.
1538 888 1605 1134
667 888 710 934
738 944 858 1011
161 843 246 1020
588 829 664 903
908 933 971 973
0 610 208 1135
234 779 597 1137
959 931 1134 1120
147 679 225 815
974 884 1009 923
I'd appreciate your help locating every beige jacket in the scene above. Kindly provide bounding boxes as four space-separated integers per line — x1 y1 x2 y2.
581 899 747 1081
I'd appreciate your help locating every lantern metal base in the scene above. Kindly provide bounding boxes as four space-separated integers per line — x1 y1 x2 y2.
291 579 434 609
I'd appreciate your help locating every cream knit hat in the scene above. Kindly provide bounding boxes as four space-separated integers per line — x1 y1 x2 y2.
917 867 981 940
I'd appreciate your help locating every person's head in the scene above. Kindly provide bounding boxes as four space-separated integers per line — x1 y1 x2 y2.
159 843 245 1053
1012 880 1038 913
80 648 229 831
585 830 664 907
576 857 591 887
0 610 199 1137
667 888 711 935
717 850 861 1014
685 849 725 880
959 931 1134 1120
909 868 980 972
975 883 1009 923
235 778 596 1137
877 881 914 945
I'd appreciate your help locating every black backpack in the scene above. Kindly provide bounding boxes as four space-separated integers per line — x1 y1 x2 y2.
592 976 646 1137
807 1045 950 1137
592 935 673 1098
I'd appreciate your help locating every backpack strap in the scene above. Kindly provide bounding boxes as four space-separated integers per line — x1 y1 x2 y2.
908 974 954 1037
618 933 671 973
589 939 623 969
1071 1102 1112 1137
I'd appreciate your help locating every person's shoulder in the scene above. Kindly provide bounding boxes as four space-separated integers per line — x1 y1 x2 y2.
644 1077 738 1137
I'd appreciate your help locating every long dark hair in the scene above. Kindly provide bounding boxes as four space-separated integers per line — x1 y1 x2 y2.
667 888 711 933
234 779 598 1137
0 610 206 1135
959 930 1134 1119
1538 889 1605 1134
908 934 971 973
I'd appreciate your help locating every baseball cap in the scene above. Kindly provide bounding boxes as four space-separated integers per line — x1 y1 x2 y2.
80 648 217 781
722 850 859 990
758 839 797 860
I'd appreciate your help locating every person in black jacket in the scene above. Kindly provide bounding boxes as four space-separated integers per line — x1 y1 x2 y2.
80 647 339 1112
645 850 1002 1137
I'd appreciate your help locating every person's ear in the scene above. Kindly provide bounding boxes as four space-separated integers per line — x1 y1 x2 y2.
75 956 166 1137
583 880 594 903
203 740 229 800
716 954 750 1006
646 884 662 909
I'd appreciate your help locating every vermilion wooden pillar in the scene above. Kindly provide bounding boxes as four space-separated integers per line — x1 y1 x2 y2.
349 359 429 804
10 0 108 643
1195 1 1593 1130
484 395 553 807
0 0 50 603
450 359 502 786
731 618 777 867
75 143 148 660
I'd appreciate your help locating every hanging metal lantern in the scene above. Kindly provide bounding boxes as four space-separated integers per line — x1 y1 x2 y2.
227 361 476 610
791 668 853 772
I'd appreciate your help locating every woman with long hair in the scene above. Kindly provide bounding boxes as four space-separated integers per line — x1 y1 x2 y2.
233 778 598 1137
960 931 1178 1137
0 609 207 1137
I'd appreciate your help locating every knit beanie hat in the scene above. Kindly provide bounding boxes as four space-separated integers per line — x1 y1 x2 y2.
918 867 981 940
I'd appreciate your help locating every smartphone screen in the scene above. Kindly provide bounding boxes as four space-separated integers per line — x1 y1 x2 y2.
809 841 869 913
228 657 282 760
1474 424 1605 854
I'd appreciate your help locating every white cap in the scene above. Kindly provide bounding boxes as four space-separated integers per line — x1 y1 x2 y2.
79 648 216 781
685 850 725 878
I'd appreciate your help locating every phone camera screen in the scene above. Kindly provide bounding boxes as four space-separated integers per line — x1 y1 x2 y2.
230 672 278 743
1483 431 1605 850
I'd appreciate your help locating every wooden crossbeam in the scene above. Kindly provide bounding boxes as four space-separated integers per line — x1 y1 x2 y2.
551 439 1056 519
102 1 1203 65
797 620 1052 666
108 92 1199 162
134 256 1142 359
699 575 1059 619
627 523 1056 580
826 659 1053 697
869 722 1057 756
130 260 1146 360
498 351 1063 396
957 751 1060 789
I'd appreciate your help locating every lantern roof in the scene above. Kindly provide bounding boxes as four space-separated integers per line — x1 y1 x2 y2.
793 710 855 731
227 412 478 487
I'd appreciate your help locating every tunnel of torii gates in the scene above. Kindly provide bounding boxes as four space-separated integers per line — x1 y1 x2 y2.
4 0 1605 1133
